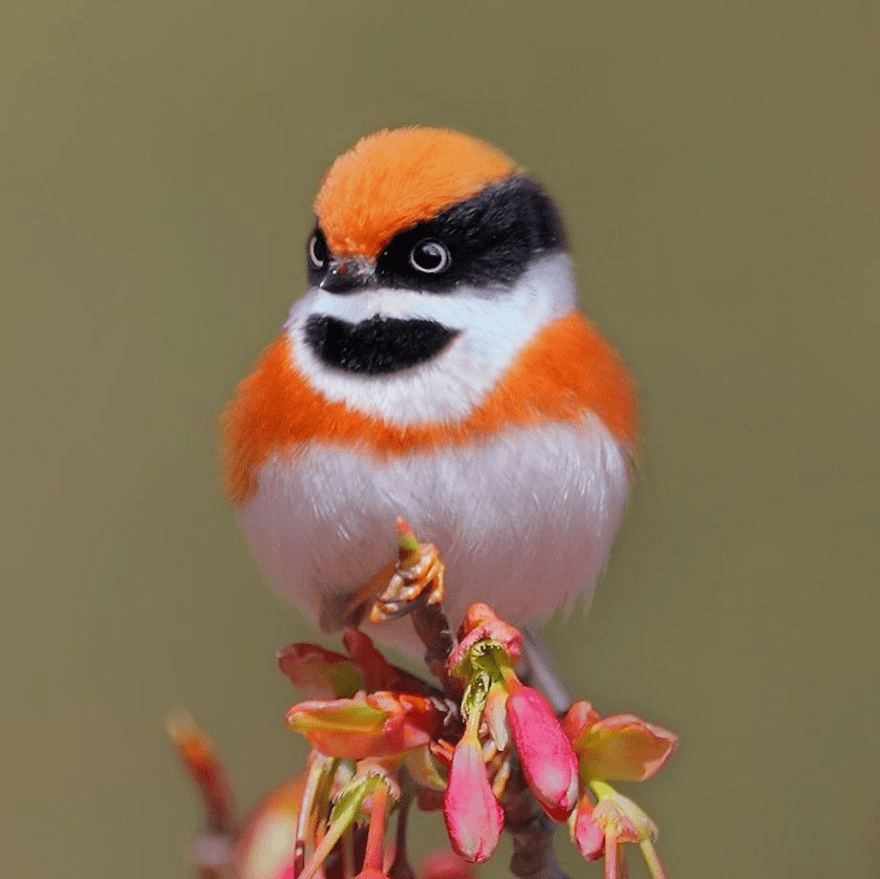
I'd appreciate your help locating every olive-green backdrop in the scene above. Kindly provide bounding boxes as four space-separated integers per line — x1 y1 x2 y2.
2 2 878 877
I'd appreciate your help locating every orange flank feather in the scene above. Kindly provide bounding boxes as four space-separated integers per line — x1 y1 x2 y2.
315 128 520 260
223 313 638 504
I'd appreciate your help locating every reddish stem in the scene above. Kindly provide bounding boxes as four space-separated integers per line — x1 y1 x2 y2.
362 783 390 872
604 833 618 879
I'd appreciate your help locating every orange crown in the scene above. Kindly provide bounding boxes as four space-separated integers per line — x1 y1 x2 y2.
314 127 521 259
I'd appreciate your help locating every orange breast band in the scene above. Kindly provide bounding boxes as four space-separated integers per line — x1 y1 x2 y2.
222 312 637 504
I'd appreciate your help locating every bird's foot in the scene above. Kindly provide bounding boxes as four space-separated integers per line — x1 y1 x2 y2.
368 522 445 623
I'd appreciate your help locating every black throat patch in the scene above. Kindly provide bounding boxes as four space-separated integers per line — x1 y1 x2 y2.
304 314 459 375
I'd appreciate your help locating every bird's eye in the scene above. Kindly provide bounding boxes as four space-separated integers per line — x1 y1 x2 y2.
308 232 328 270
409 239 451 274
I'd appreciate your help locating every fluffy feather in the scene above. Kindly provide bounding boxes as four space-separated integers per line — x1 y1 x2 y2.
222 288 637 504
315 127 519 259
238 415 631 656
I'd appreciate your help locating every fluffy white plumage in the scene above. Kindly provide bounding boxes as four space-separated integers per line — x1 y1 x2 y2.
238 414 630 657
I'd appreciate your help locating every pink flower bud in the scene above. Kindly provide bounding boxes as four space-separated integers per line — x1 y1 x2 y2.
442 732 503 863
569 794 605 861
505 680 578 820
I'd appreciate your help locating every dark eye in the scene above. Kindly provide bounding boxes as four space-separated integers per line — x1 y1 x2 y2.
308 232 328 270
409 239 451 274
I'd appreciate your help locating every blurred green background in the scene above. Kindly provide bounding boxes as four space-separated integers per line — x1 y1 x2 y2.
2 1 878 876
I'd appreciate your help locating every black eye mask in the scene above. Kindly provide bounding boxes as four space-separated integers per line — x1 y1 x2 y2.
306 176 568 294
304 315 459 375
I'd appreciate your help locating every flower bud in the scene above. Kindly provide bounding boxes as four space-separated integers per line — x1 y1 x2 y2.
568 793 605 861
442 730 504 863
505 680 578 820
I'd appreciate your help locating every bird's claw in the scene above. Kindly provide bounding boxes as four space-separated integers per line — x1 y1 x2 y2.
369 541 445 624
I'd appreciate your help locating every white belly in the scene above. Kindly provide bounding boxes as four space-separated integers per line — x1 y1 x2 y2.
238 415 631 656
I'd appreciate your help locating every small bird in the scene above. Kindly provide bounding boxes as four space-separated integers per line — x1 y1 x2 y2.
223 127 637 657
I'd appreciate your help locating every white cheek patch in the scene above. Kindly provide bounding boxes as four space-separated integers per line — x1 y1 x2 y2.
284 253 578 426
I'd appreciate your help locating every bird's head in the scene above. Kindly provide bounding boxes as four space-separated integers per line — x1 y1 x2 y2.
286 127 579 424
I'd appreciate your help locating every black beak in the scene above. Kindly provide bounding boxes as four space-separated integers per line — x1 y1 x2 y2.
319 259 374 294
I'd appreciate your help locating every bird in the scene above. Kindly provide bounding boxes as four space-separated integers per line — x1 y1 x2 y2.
222 127 637 660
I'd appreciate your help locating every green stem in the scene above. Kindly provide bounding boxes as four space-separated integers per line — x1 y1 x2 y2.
293 756 330 877
299 777 372 879
639 840 668 879
588 780 614 800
